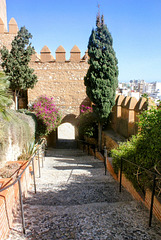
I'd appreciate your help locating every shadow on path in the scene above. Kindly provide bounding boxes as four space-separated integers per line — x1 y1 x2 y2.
6 148 161 240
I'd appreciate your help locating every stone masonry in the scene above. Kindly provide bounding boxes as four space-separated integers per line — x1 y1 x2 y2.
0 17 90 119
0 1 90 120
0 16 18 66
5 148 161 240
0 0 7 32
0 3 153 140
29 59 89 118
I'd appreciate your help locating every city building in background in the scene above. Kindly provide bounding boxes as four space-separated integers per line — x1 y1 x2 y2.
117 80 161 104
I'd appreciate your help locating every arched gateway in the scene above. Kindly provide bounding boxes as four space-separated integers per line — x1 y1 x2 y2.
0 3 91 147
47 114 79 148
27 46 91 147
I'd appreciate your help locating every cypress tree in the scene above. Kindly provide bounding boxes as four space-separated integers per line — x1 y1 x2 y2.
0 26 37 110
84 13 118 150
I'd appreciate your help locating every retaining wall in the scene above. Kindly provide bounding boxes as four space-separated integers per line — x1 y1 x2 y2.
0 145 43 239
83 139 161 224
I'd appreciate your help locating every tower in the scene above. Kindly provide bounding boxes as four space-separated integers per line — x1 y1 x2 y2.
0 0 7 32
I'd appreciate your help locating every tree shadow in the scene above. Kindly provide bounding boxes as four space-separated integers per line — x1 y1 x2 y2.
7 149 161 239
24 149 133 206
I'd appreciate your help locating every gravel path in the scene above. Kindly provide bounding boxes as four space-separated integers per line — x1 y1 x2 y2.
6 148 161 240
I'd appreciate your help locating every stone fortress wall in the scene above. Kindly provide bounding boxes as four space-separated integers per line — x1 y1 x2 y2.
29 45 89 119
0 0 7 32
110 95 156 138
0 17 18 51
28 46 90 145
0 16 90 124
0 16 155 140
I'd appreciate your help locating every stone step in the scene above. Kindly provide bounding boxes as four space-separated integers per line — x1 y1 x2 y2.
6 148 161 240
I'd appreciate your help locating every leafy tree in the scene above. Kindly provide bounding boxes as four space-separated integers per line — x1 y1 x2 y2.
0 26 37 110
0 72 12 117
84 13 118 150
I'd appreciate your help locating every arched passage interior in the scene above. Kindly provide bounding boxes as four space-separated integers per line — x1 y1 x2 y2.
47 114 78 148
58 122 75 140
57 114 78 148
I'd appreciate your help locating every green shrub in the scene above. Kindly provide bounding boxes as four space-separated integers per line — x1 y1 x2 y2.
78 112 98 140
112 108 161 197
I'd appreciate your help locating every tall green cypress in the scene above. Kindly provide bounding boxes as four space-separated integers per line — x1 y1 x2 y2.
84 13 118 150
0 26 37 110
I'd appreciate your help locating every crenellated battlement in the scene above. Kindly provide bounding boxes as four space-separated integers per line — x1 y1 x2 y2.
111 95 156 138
0 14 157 141
0 17 19 53
0 17 18 34
31 44 88 63
0 17 89 63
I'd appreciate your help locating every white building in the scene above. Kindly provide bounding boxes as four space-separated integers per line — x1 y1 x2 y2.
130 91 140 100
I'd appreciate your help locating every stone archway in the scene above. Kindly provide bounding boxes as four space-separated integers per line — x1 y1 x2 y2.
56 114 78 149
47 114 78 148
58 123 75 140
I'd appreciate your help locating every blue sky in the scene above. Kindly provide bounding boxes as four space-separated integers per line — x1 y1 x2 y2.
6 0 161 82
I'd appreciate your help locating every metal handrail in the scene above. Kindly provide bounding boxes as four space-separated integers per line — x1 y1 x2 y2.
0 139 46 234
78 140 161 227
110 151 161 178
0 154 35 193
106 148 161 227
77 139 98 157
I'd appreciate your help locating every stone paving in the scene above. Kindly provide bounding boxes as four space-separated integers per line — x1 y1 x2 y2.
6 148 161 240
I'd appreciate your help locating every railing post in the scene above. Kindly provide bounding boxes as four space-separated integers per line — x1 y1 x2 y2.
149 174 156 227
43 142 45 161
104 146 107 175
32 157 36 194
18 178 25 234
94 145 96 159
88 143 90 155
119 158 123 192
37 149 41 178
41 147 44 168
83 143 85 152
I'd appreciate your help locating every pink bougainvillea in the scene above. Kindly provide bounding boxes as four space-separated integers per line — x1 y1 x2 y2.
32 96 62 135
80 105 93 114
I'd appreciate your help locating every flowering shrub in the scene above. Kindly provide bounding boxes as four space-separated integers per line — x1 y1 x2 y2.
80 105 92 113
78 105 98 139
32 96 62 135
